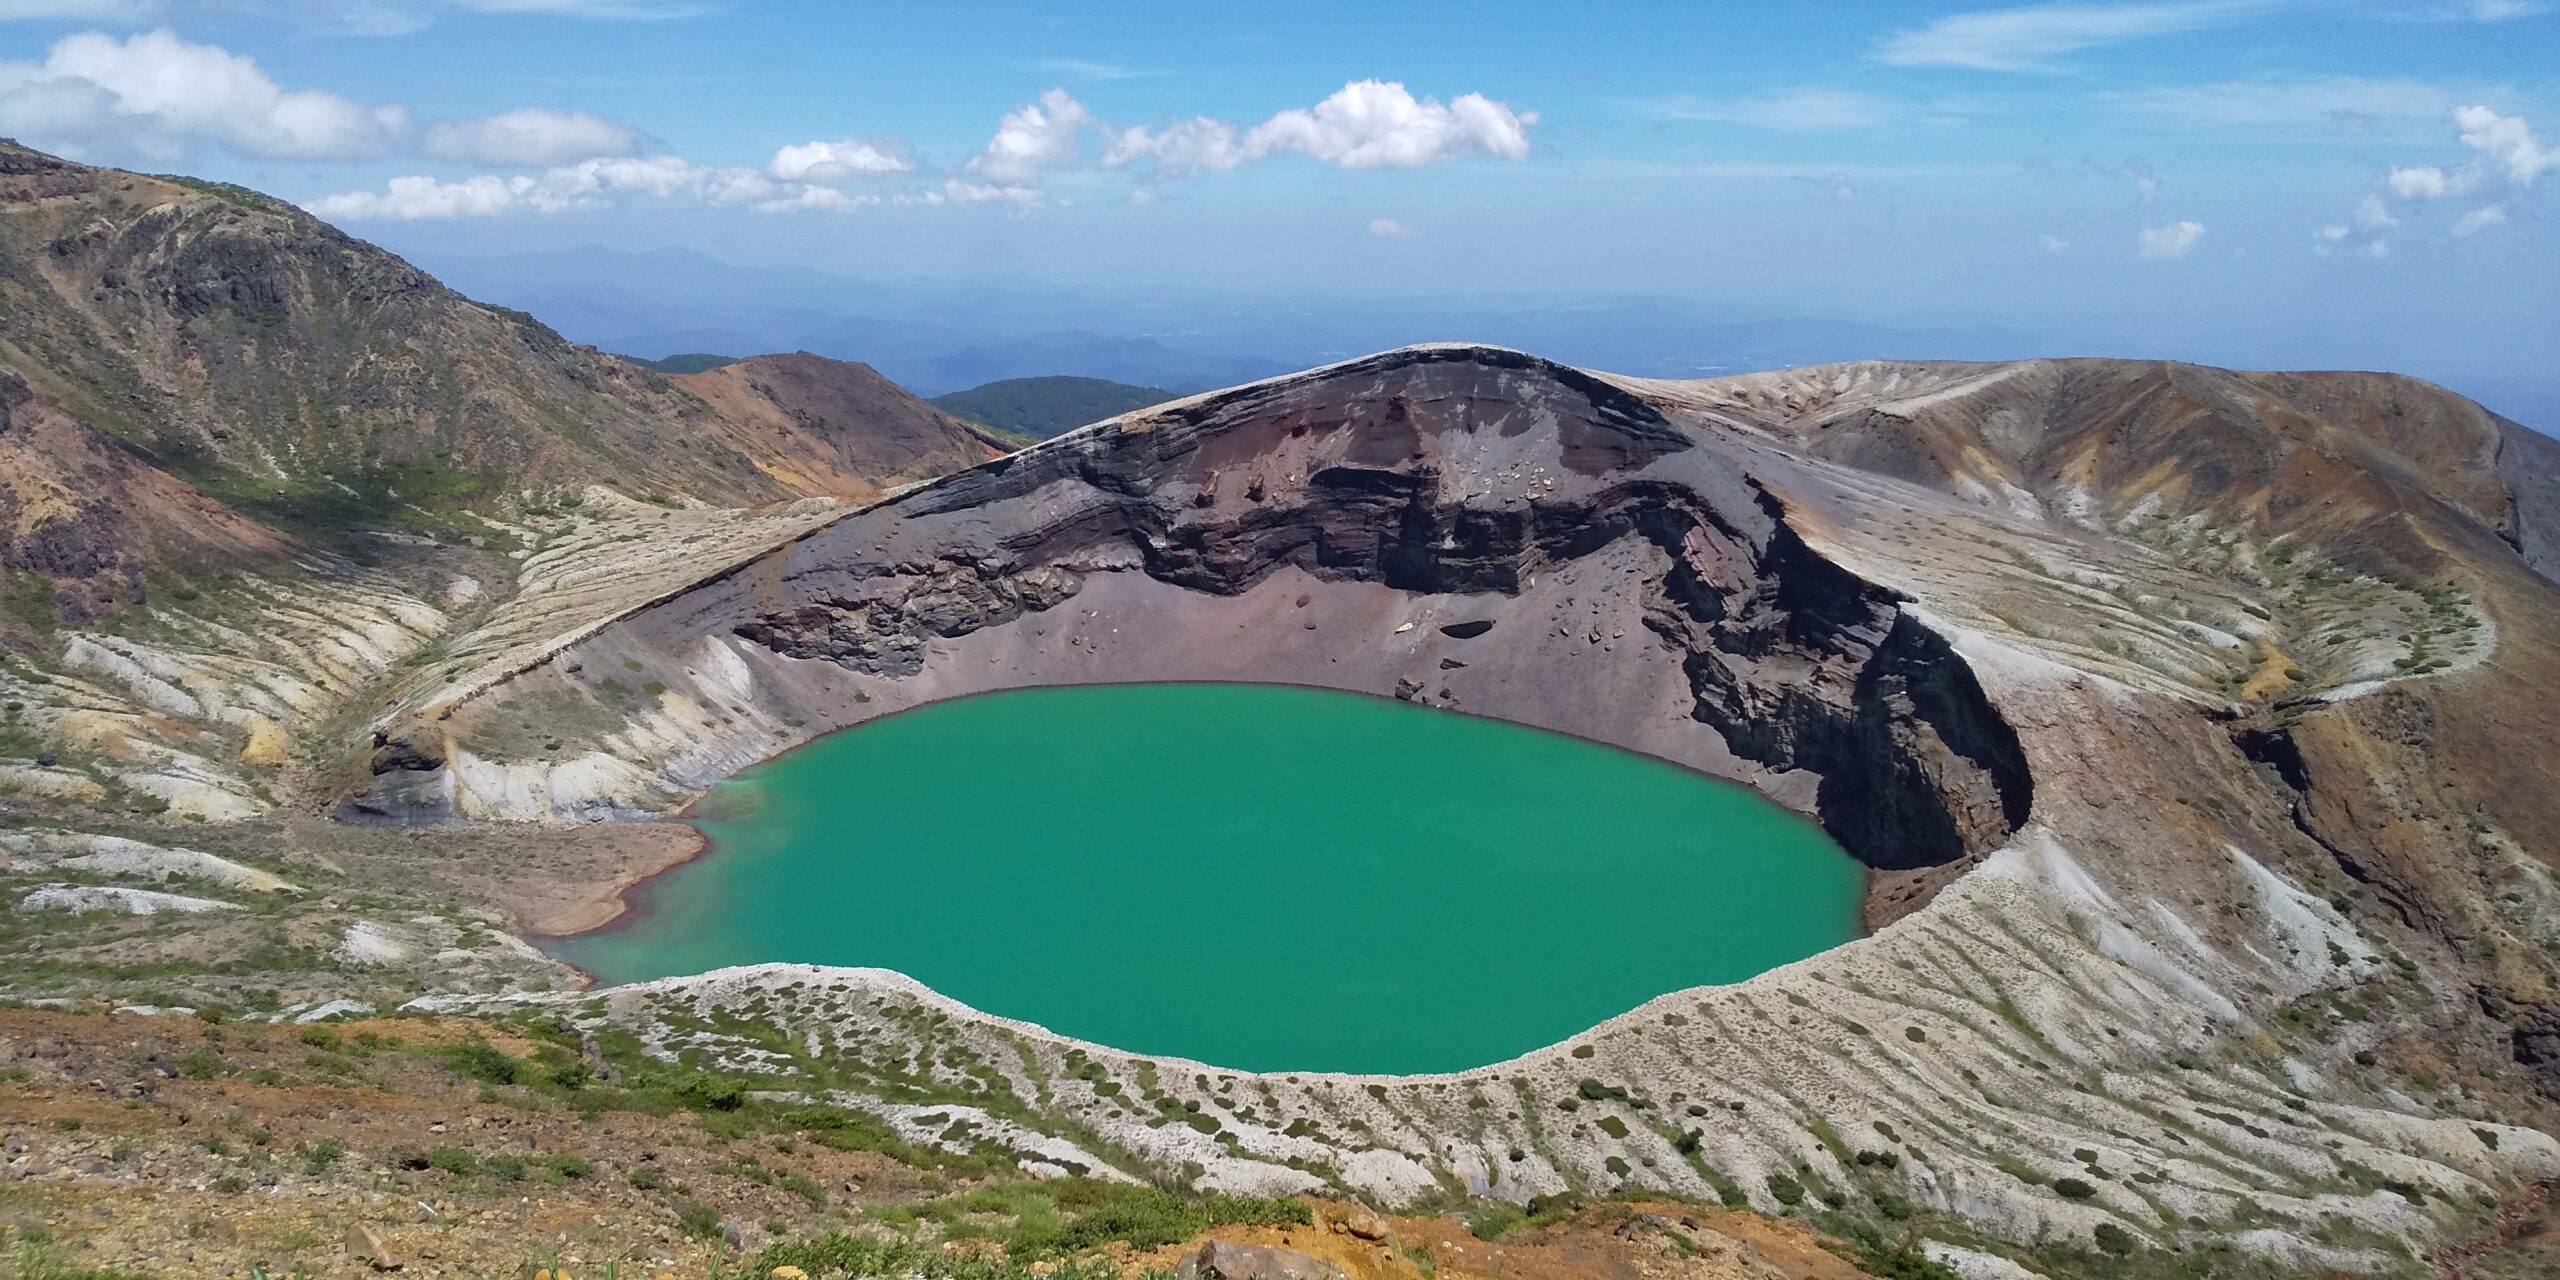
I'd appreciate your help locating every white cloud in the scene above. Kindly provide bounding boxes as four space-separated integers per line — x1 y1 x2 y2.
2454 103 2557 184
1100 80 1536 184
942 177 1044 207
0 28 646 169
306 153 863 220
1651 89 1882 131
1368 217 1408 237
2319 104 2551 252
768 137 912 182
315 75 1538 223
2137 219 2205 259
1102 116 1243 175
2452 203 2509 235
1245 80 1534 169
422 107 639 166
968 87 1092 183
2387 164 2460 198
755 185 877 214
2040 232 2070 252
1876 2 2267 72
306 172 520 219
0 27 408 160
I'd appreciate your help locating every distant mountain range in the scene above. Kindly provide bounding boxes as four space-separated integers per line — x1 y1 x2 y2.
412 246 2065 399
931 377 1174 439
405 244 2560 435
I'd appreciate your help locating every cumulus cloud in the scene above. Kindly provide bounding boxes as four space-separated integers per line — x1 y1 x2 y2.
422 107 640 166
1876 1 2267 72
1248 80 1534 169
2387 164 2460 198
768 137 913 182
0 27 408 160
2318 103 2552 254
968 87 1093 183
2455 103 2558 184
0 28 647 169
319 75 1536 222
2137 219 2205 259
1101 116 1243 176
1101 79 1535 184
305 172 518 219
1368 217 1408 237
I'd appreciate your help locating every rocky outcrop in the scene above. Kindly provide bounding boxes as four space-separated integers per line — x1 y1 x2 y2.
1177 1240 1346 1280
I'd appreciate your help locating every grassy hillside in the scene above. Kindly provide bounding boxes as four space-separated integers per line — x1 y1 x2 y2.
932 375 1173 438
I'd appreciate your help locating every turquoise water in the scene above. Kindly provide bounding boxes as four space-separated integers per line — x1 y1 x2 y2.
550 682 1864 1074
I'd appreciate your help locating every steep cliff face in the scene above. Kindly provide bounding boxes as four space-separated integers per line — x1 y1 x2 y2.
353 347 2032 892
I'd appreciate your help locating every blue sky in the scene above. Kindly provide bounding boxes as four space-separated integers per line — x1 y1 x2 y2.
0 1 2555 419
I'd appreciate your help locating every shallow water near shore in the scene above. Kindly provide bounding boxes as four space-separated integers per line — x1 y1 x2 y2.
549 682 1864 1074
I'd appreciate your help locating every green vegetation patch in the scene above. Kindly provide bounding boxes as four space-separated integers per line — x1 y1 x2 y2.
874 1180 1308 1260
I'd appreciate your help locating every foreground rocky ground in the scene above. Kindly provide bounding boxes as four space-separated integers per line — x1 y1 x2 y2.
0 1008 1925 1280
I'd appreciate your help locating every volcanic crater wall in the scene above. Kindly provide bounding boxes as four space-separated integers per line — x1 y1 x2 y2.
355 346 2031 889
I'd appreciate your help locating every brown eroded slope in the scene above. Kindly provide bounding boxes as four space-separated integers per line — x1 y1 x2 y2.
0 139 1023 551
671 352 1014 501
0 371 286 628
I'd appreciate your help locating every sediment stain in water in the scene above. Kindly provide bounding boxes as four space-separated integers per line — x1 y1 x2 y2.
550 682 1864 1074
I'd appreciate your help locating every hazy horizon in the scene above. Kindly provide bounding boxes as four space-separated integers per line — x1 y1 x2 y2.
4 1 2553 425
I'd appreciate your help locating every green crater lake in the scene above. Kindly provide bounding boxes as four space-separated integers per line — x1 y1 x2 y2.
551 682 1865 1074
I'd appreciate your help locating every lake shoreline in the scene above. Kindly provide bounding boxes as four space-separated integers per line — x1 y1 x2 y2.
538 681 1872 1073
